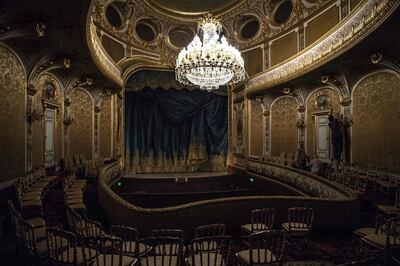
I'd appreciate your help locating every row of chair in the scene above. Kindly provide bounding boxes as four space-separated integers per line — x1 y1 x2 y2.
14 166 57 216
63 155 105 178
63 173 88 216
328 163 399 197
270 152 297 167
10 201 314 265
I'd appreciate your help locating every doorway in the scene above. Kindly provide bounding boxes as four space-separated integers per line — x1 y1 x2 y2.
44 108 55 167
315 114 330 162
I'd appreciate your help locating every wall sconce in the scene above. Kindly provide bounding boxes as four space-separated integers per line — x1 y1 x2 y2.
26 101 44 124
63 113 74 127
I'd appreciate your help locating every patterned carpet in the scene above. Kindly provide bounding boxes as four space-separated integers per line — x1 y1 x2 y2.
0 177 395 265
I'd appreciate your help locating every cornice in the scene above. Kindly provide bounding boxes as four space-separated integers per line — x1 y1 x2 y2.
246 0 400 96
141 0 247 20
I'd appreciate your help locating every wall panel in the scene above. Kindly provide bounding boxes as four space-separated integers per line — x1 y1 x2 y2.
249 100 263 157
70 89 93 160
271 97 298 156
352 72 400 171
0 46 26 182
270 31 297 66
100 96 112 159
305 5 340 46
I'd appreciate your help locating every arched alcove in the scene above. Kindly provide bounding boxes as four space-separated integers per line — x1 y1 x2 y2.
270 97 298 156
306 88 341 158
352 72 400 170
70 88 94 160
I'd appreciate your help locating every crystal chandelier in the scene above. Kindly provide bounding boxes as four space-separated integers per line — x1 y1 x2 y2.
175 15 245 91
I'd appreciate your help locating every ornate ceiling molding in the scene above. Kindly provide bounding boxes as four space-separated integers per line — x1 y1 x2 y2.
86 0 334 87
86 21 123 87
246 0 400 96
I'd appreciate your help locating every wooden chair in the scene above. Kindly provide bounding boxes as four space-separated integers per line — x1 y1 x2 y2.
353 213 397 254
8 200 46 229
194 224 226 238
361 215 400 265
241 208 275 236
281 207 313 245
138 236 183 266
9 200 47 241
82 235 137 266
376 188 400 214
19 218 49 264
66 206 104 240
46 227 85 266
235 230 285 266
187 236 231 266
111 225 149 256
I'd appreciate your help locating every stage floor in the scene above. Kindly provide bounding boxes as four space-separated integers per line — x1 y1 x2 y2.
124 171 229 179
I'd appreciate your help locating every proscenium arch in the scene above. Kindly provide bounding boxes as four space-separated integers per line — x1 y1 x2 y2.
122 65 174 89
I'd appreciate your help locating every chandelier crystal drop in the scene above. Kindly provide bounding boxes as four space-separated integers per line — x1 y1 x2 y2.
175 15 245 92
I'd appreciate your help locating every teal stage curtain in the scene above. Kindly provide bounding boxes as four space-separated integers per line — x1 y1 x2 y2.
125 88 227 173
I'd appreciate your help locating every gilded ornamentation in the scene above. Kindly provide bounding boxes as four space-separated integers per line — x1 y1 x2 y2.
306 88 340 158
247 161 352 200
249 99 263 158
247 0 400 95
233 101 244 155
100 96 112 158
87 0 334 86
352 72 400 171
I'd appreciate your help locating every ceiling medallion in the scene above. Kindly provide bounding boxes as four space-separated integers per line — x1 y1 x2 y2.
175 14 245 91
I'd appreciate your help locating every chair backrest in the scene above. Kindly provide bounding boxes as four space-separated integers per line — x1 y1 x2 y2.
395 188 400 207
247 230 285 265
138 236 183 266
194 224 226 238
66 206 86 238
250 208 275 231
288 207 313 231
111 225 139 254
83 218 104 238
19 219 40 257
47 227 77 265
8 200 23 242
376 215 400 248
83 235 124 266
189 236 231 266
151 229 184 240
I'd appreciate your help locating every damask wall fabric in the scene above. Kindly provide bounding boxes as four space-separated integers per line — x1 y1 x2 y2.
306 88 341 158
0 45 26 182
125 88 228 173
250 100 263 157
70 89 93 160
100 96 112 159
271 97 298 156
352 72 400 171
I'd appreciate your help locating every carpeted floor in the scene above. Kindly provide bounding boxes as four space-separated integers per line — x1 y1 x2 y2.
0 177 397 266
